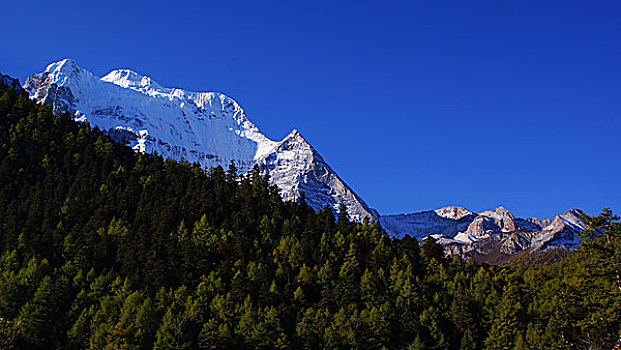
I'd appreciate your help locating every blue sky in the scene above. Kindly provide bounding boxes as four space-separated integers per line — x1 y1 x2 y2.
2 0 620 219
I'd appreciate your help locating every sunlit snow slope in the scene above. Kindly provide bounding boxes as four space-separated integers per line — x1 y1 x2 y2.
24 59 378 222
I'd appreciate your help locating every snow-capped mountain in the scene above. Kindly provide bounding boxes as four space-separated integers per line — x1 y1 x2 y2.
255 129 379 220
25 59 275 171
383 206 586 264
24 59 378 222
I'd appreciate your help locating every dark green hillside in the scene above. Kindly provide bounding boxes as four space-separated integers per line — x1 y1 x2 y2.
0 77 619 349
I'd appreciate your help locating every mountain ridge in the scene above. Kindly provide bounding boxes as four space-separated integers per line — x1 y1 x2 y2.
23 59 378 222
382 205 586 263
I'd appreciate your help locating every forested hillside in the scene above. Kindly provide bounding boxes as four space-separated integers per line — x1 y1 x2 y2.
0 78 619 349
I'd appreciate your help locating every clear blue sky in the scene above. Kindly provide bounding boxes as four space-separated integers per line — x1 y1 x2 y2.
2 0 620 219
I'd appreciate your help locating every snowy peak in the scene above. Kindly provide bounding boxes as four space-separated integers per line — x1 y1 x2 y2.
480 206 512 217
43 58 94 89
434 206 473 220
544 209 586 232
25 60 88 116
278 129 313 150
462 216 499 239
101 69 163 91
283 128 303 141
44 58 82 76
256 128 377 222
478 206 517 232
24 58 274 171
560 209 586 229
101 68 247 121
24 59 378 223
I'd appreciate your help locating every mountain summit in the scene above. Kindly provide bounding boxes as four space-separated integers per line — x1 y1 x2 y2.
24 59 378 222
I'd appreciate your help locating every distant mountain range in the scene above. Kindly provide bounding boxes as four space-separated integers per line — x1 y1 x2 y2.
381 206 585 264
20 59 586 262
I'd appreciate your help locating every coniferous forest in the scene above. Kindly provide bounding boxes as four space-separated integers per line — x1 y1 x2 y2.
0 78 620 349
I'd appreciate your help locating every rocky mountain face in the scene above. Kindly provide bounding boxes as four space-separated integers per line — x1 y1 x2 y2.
24 59 377 222
383 206 586 264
